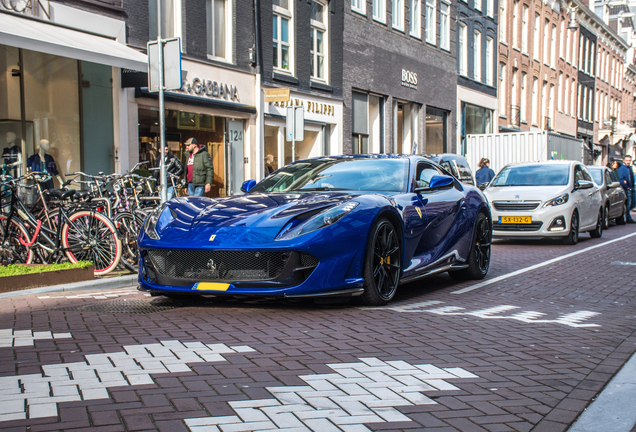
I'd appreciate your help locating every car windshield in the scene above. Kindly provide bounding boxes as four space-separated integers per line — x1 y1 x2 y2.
250 158 410 193
491 164 570 186
587 168 603 186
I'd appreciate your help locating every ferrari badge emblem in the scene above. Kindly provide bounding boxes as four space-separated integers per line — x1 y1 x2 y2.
415 207 422 218
209 234 216 241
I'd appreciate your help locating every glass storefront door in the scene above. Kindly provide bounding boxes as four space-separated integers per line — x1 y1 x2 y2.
426 107 447 153
138 108 228 197
264 121 324 175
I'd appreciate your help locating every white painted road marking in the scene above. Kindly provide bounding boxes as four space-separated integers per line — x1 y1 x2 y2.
0 329 72 348
0 340 255 422
452 231 636 294
184 358 478 432
383 302 600 328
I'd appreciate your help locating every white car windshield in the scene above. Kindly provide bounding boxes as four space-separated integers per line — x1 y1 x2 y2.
491 164 570 186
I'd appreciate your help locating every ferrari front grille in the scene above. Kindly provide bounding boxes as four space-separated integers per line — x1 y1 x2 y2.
146 249 317 281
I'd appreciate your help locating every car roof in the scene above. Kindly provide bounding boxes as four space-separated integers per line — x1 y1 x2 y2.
503 160 579 168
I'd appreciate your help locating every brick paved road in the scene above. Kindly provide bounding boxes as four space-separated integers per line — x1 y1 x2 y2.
1 224 636 432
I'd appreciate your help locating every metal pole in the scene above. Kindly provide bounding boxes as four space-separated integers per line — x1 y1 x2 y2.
157 0 167 203
291 108 295 163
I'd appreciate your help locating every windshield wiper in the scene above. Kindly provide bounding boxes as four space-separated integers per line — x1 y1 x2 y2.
298 187 350 191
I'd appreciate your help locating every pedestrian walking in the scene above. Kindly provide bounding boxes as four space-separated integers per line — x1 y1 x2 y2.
475 158 495 188
617 155 636 223
154 145 184 200
609 159 620 180
183 137 214 197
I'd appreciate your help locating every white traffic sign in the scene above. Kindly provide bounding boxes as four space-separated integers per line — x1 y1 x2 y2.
147 37 182 92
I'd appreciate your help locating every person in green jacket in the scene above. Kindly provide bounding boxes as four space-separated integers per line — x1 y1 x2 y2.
183 137 214 196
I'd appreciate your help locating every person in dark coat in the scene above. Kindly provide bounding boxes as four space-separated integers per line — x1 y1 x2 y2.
154 145 184 199
617 155 636 223
475 158 495 187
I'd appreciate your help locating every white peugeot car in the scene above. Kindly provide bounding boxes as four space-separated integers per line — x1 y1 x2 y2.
484 161 603 244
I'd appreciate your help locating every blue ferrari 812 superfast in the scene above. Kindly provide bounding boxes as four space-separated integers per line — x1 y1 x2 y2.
138 155 492 305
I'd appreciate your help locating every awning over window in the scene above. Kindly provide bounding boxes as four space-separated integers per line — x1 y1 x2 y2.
0 12 147 72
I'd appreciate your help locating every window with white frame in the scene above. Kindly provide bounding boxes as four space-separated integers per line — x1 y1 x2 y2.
486 36 493 85
393 0 404 30
459 23 467 76
549 84 554 123
578 83 583 119
475 0 481 12
426 0 436 44
310 0 327 81
411 0 421 38
487 0 493 17
595 89 599 121
512 0 519 49
557 72 562 111
373 0 385 21
543 20 549 65
511 68 517 107
520 72 527 121
273 0 293 72
541 80 547 122
206 0 231 60
560 20 565 59
474 30 482 82
521 5 528 53
611 58 615 87
566 28 570 63
149 0 182 40
499 0 506 42
571 80 576 117
351 0 365 14
533 13 539 60
564 77 569 114
578 34 583 70
440 2 450 50
550 24 556 67
499 63 506 115
532 77 538 124
588 87 593 121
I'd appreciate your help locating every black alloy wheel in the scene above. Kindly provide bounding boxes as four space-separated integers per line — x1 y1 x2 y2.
360 218 402 306
449 212 491 280
603 205 610 230
563 211 579 245
590 209 603 238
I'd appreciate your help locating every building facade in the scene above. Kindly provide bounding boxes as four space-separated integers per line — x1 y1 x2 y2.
456 0 498 154
343 0 457 155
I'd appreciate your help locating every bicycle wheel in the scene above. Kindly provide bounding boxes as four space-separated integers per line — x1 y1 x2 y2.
113 211 144 271
0 215 34 264
61 210 122 276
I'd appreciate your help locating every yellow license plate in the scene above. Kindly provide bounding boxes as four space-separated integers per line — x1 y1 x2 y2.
193 283 230 291
499 216 532 224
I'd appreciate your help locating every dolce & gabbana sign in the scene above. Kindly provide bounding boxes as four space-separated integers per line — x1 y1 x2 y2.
177 77 240 102
401 69 418 90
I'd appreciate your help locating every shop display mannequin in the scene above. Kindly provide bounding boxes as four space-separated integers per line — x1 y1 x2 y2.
27 139 63 189
2 132 22 176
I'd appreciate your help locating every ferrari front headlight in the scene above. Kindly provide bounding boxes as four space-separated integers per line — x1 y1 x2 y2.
143 204 174 240
276 202 359 241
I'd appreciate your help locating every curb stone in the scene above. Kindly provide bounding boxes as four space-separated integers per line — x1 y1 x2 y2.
0 274 138 299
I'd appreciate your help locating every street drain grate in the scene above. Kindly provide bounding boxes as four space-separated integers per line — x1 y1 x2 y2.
54 299 185 314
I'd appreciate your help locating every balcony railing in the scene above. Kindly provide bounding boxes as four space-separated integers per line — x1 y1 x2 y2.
510 105 521 128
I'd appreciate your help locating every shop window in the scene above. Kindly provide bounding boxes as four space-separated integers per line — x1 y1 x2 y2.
411 0 421 38
440 1 450 50
464 103 492 135
149 0 182 41
373 0 385 22
310 0 328 82
426 0 436 44
206 0 231 61
352 91 369 154
426 107 446 153
273 0 293 73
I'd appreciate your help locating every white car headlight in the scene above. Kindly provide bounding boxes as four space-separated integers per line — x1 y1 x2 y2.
143 204 174 239
543 193 569 208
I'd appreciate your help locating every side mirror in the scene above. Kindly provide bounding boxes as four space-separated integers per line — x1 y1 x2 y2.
575 180 594 190
241 179 257 193
610 181 621 189
414 174 455 192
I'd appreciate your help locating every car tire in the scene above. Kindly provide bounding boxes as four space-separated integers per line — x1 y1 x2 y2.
449 212 491 280
616 203 627 225
590 209 603 238
360 217 402 306
563 211 579 245
603 204 610 230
